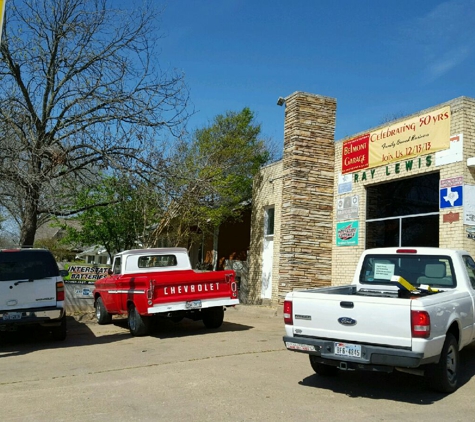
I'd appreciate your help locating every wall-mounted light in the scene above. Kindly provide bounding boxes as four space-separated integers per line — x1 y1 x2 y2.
277 97 285 106
467 157 475 167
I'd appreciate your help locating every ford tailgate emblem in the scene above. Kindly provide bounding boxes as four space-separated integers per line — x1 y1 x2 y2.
338 317 356 326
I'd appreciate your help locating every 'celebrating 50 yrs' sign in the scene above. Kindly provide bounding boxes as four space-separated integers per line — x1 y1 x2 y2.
342 106 451 174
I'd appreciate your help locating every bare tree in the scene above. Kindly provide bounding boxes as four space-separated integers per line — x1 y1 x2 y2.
0 0 189 247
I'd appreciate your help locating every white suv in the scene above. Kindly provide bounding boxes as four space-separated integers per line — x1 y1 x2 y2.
0 248 68 340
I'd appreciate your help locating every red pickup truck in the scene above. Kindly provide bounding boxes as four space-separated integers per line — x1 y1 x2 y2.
93 248 239 336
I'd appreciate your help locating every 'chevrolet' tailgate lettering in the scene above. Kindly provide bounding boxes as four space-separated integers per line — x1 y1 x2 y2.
164 282 220 295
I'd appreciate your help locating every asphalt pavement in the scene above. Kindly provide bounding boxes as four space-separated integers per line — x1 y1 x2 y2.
1 304 475 421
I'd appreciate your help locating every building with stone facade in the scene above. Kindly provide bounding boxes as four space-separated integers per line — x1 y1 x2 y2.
248 92 475 305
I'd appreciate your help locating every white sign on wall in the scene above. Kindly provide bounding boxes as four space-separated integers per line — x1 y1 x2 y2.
436 134 463 166
337 195 359 221
464 185 475 225
338 173 352 194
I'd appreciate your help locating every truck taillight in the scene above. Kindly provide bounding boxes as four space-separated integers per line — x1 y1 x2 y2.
56 281 65 301
411 310 430 338
284 300 293 325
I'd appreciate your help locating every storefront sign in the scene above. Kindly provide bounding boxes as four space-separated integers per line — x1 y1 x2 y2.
443 212 460 224
338 173 352 194
342 106 451 174
440 176 463 209
440 187 463 208
353 155 432 182
336 195 359 221
63 264 110 284
336 221 359 246
436 134 463 166
464 185 475 225
73 287 93 299
440 176 463 189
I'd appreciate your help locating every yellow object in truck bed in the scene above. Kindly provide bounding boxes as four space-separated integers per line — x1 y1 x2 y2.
391 275 418 293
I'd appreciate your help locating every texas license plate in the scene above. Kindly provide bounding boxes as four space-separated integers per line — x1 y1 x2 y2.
334 342 361 357
185 300 202 309
2 312 22 321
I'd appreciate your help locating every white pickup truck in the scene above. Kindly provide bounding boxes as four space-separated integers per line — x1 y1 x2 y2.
283 247 475 393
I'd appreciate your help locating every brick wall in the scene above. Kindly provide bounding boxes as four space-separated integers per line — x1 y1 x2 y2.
249 94 475 302
461 98 475 254
332 96 475 285
248 161 283 303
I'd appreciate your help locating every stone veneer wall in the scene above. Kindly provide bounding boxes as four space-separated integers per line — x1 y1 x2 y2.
332 96 475 286
278 92 337 299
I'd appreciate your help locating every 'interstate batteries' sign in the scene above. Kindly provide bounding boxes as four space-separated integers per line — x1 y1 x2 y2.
63 264 110 284
342 106 450 174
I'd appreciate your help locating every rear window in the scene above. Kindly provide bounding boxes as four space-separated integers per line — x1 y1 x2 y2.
0 250 59 282
359 254 456 288
137 254 177 268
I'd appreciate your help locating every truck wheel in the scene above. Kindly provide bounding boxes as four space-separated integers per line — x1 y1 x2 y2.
128 304 151 336
51 315 67 341
309 355 338 376
95 297 113 325
202 306 224 329
425 332 459 393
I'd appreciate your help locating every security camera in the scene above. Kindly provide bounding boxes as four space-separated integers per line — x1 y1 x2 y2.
277 97 285 106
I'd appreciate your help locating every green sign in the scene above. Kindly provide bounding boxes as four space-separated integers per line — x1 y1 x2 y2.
63 263 110 284
336 221 359 246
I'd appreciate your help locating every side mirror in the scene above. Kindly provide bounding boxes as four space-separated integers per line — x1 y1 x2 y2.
59 269 69 277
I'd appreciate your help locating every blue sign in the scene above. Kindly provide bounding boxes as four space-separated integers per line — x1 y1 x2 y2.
440 186 463 208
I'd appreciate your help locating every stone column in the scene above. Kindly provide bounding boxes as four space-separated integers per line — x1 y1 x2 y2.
279 92 337 296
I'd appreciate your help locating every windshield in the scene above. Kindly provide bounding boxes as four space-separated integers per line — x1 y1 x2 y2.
359 254 456 288
0 250 59 282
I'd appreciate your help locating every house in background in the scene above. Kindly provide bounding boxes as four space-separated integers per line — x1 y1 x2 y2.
74 245 110 265
35 219 82 261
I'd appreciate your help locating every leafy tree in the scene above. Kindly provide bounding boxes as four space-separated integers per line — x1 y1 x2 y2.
0 0 189 247
34 237 77 262
59 175 161 260
150 108 272 266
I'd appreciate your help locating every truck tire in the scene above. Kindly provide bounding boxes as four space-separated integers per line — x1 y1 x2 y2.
95 297 113 325
128 304 151 336
51 315 67 341
309 355 338 376
425 332 459 393
202 306 224 329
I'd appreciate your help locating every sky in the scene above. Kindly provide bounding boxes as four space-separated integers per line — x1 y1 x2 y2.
152 0 475 152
